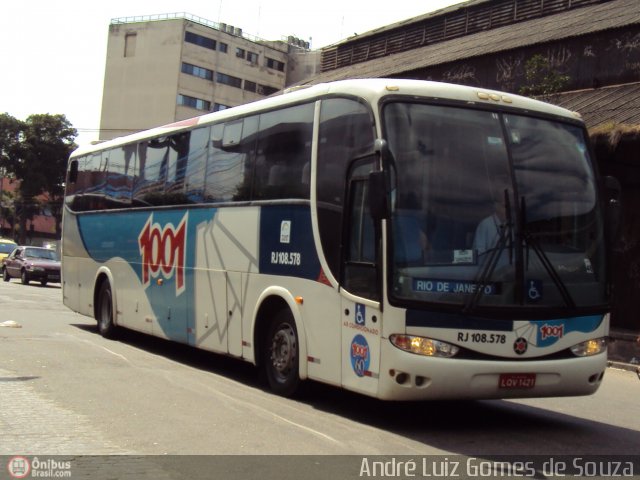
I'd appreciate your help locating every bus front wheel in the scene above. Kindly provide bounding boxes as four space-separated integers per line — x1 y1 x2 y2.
263 310 300 397
97 281 117 339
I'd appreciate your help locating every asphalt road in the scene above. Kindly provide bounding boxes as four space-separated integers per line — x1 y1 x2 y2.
1 279 639 461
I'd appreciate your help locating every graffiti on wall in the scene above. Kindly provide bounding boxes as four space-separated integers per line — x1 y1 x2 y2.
415 26 640 94
442 64 478 85
495 54 524 92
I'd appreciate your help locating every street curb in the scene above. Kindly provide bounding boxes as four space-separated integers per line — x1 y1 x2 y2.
607 360 640 374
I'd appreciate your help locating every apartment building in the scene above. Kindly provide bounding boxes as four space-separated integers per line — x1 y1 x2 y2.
99 13 292 141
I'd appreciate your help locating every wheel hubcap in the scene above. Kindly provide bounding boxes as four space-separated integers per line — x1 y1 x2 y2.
270 325 296 378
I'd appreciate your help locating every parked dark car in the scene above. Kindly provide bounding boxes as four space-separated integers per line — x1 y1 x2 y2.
2 246 61 286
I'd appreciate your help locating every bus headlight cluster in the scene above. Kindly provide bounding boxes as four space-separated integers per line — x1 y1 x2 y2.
390 334 459 358
570 337 607 357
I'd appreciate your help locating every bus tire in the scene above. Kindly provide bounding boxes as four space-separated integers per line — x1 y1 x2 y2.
97 281 117 339
263 310 300 397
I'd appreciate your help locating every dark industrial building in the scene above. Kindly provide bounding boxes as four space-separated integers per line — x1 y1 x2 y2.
305 0 640 331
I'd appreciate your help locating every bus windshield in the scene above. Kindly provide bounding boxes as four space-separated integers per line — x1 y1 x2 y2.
384 102 606 311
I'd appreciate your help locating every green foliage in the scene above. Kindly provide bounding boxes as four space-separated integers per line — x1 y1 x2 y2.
0 113 22 174
519 54 570 98
0 112 77 242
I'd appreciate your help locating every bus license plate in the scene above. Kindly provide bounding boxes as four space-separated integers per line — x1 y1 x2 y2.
499 373 536 389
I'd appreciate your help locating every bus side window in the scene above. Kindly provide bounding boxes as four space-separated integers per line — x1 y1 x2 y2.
131 132 193 206
104 146 133 208
343 159 380 301
133 138 165 205
65 156 84 210
205 118 257 203
163 131 191 205
253 103 313 200
69 152 106 211
183 126 210 203
317 98 376 283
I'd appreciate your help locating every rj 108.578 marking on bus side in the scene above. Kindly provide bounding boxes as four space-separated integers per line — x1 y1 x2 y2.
270 251 302 266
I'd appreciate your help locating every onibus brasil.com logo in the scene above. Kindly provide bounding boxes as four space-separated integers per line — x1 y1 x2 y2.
7 456 72 478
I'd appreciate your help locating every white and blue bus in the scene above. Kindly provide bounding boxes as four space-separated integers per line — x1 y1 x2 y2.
62 79 615 400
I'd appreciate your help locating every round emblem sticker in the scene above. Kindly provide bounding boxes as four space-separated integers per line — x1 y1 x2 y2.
350 334 370 377
513 337 528 355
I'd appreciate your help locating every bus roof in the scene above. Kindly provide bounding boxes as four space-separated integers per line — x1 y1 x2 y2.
73 78 582 157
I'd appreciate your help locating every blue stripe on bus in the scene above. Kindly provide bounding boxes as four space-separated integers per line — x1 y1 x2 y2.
77 208 215 343
75 205 322 342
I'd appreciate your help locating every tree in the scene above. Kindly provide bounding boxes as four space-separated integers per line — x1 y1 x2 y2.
0 113 22 170
0 113 77 244
0 113 22 239
0 183 15 237
518 54 570 100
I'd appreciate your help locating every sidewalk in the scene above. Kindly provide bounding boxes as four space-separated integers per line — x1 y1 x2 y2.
608 327 640 373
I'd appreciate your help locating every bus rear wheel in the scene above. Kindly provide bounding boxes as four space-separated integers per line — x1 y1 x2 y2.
97 281 117 339
263 310 300 397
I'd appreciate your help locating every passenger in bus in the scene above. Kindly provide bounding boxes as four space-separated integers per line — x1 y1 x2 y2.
473 175 511 257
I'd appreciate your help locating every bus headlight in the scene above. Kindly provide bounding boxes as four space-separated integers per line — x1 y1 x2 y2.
390 334 460 358
570 337 607 357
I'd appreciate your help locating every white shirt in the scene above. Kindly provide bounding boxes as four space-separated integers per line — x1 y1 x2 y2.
473 213 503 255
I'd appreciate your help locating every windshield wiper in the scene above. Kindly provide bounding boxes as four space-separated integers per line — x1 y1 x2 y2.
520 197 576 308
464 189 513 314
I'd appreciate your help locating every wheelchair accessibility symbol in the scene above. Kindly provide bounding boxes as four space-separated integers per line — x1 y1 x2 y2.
527 279 543 302
355 303 366 326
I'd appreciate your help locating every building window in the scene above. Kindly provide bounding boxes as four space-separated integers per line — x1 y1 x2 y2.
265 57 285 71
247 52 259 64
181 62 214 81
185 31 216 50
244 80 257 92
124 33 137 57
216 72 242 88
213 103 231 112
257 84 279 96
218 42 228 53
178 94 211 111
236 47 245 58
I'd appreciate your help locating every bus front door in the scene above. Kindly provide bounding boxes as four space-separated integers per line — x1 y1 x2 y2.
340 161 382 396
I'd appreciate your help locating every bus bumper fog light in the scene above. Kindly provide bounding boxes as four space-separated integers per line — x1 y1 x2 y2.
390 334 459 358
570 337 607 357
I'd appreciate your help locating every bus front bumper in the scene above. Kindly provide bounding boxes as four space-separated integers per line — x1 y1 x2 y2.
376 340 607 401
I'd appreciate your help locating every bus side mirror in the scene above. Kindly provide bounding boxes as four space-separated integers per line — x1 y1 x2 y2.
369 171 389 221
604 176 621 246
369 138 392 221
68 160 78 184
